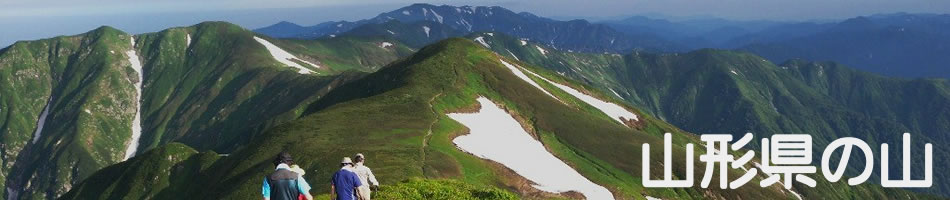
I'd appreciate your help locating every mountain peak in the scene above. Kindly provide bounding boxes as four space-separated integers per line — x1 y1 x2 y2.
390 3 514 17
273 21 303 27
837 16 876 28
193 21 245 30
421 37 487 53
88 25 126 36
406 3 437 8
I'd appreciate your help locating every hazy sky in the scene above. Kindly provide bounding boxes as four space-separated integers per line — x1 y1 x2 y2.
2 0 949 46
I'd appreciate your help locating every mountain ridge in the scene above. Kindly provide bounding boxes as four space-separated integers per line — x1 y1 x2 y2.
254 3 685 53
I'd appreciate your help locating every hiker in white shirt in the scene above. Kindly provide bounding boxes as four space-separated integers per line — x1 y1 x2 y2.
352 153 379 200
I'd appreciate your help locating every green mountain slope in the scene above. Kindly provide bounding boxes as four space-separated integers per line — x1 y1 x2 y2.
0 26 141 199
58 143 219 200
0 22 410 199
61 38 935 200
473 32 950 197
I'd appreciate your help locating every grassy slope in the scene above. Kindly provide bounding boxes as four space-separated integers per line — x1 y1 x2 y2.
58 143 219 200
475 32 950 198
131 21 359 153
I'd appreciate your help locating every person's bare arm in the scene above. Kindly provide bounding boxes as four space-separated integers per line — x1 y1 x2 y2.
330 184 335 200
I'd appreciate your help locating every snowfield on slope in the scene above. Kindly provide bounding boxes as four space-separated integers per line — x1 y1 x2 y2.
123 36 144 160
31 97 53 144
253 36 319 74
473 36 490 48
502 59 638 123
499 60 555 99
450 97 615 200
524 67 638 123
535 46 548 57
609 88 623 99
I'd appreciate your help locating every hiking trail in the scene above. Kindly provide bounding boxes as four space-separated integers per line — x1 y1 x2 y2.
421 91 443 173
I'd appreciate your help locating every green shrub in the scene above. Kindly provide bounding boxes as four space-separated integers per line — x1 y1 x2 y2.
373 178 518 200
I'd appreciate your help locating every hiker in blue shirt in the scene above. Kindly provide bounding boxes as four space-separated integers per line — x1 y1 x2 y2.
331 157 363 200
263 152 313 200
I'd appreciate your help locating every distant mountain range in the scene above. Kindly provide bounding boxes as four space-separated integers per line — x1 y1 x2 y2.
258 5 950 78
255 3 685 53
738 13 950 78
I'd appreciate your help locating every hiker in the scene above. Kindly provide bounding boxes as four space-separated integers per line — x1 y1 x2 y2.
352 153 380 200
263 152 314 200
331 157 363 200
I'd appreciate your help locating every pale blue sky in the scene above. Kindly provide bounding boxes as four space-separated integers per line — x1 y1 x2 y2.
2 0 949 47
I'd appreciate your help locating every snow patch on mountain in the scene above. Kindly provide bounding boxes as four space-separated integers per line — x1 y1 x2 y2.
486 33 494 36
430 9 444 23
123 36 144 161
535 46 548 57
609 88 623 99
520 40 527 46
505 49 519 61
186 34 192 46
422 26 430 38
499 59 555 99
253 36 318 74
402 10 410 15
6 187 18 200
31 97 53 144
473 36 490 48
459 19 473 31
449 97 615 200
379 42 393 48
519 64 639 123
465 6 476 14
